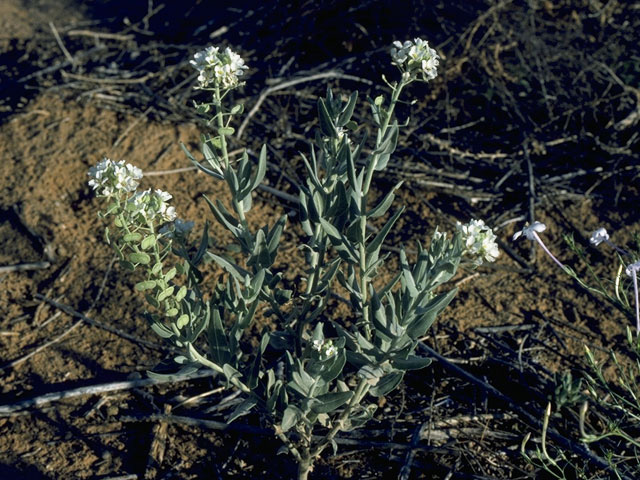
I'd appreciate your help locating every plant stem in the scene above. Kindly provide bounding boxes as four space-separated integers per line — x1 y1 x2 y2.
296 225 327 343
310 378 370 460
213 85 252 247
297 457 312 480
532 231 565 270
214 86 230 169
358 80 406 339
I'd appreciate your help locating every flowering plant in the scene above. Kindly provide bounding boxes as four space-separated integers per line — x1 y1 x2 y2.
89 41 498 478
514 222 640 478
513 222 640 333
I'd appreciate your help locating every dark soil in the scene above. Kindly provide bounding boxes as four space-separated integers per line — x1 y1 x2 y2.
1 1 639 479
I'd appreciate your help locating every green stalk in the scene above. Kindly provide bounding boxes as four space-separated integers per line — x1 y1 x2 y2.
357 80 407 339
310 378 370 460
295 224 328 350
214 86 230 169
214 84 251 243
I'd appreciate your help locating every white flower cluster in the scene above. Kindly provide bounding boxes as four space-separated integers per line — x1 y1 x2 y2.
88 158 143 198
128 189 177 223
190 45 248 89
391 38 439 81
457 219 499 265
311 338 338 359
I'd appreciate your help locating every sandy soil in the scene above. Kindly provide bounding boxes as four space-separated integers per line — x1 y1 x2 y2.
1 0 639 479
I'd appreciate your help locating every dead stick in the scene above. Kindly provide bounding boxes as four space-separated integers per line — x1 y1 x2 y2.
119 414 444 452
237 71 373 139
0 319 83 372
1 258 115 371
34 294 169 352
66 30 135 41
0 369 217 415
0 261 50 274
419 342 626 478
49 22 75 67
61 71 155 84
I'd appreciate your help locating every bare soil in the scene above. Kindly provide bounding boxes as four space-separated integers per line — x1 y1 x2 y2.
1 1 639 479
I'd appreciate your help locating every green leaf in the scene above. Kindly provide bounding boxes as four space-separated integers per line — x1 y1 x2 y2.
187 343 223 374
177 314 190 329
370 371 404 397
151 262 163 275
366 207 404 264
208 309 230 365
367 182 403 218
192 221 209 265
392 355 432 371
203 196 242 238
230 104 244 115
311 391 354 414
406 288 458 339
227 397 257 423
123 232 142 242
208 252 251 282
164 267 177 282
281 405 303 432
150 321 174 339
146 365 199 381
317 350 346 385
337 91 358 127
320 218 358 264
165 307 179 317
374 121 399 159
248 332 269 389
129 252 151 265
250 144 267 193
358 364 385 380
175 285 187 302
219 126 235 136
135 280 156 291
317 97 336 137
145 294 160 308
158 286 175 302
141 235 156 250
223 364 242 385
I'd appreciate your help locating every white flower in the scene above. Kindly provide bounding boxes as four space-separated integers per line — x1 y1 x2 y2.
190 45 248 89
626 261 640 278
456 219 499 265
513 221 546 241
128 189 177 223
590 227 609 247
88 158 143 198
310 338 338 359
391 40 412 65
323 343 338 358
391 38 439 81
